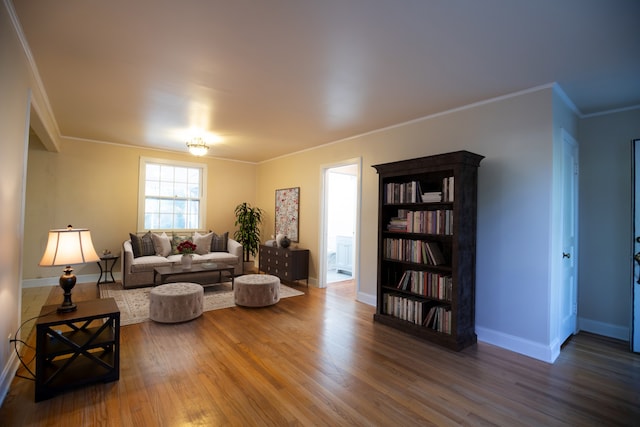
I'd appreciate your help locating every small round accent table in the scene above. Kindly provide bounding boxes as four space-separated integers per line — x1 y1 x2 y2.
234 274 280 307
97 255 119 285
149 282 204 323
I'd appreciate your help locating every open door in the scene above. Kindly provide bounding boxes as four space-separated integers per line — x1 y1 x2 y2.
631 139 640 353
559 130 579 344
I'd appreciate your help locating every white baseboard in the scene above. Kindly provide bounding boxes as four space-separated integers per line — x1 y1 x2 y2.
22 273 122 288
0 347 19 407
578 317 629 341
476 326 558 363
357 291 376 307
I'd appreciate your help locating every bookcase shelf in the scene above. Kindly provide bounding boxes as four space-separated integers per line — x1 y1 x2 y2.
373 150 483 351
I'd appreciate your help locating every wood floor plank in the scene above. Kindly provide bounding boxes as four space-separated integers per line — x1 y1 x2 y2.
1 281 639 426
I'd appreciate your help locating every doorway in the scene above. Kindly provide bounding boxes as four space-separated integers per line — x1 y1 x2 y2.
319 159 360 291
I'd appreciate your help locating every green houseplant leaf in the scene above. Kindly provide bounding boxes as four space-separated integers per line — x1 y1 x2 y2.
233 202 264 262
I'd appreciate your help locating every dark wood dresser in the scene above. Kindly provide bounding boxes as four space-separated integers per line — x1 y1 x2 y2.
259 244 309 285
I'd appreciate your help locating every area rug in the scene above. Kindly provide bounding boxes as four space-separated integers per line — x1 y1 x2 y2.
99 282 304 326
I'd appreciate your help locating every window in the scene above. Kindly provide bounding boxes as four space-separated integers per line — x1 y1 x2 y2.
138 157 207 231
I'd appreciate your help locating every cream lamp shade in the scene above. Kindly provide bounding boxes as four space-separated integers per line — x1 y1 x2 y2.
39 226 100 312
39 227 100 266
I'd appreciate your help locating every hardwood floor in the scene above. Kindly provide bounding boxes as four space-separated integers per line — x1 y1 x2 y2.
2 281 639 426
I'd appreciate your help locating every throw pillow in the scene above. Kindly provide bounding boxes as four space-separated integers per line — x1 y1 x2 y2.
129 233 142 258
152 232 172 257
193 232 213 255
171 234 193 254
140 231 155 256
129 232 154 258
210 231 229 252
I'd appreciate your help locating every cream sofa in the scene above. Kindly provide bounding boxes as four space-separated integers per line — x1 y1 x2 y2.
121 231 243 288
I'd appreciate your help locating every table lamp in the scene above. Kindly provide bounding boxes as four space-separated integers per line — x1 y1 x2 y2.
39 225 100 312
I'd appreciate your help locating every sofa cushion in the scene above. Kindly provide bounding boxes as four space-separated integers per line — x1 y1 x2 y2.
197 251 238 265
130 255 176 273
193 232 213 255
210 231 229 252
151 232 172 257
130 231 155 258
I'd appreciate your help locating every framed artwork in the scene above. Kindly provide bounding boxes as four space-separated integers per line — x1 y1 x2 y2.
275 187 300 242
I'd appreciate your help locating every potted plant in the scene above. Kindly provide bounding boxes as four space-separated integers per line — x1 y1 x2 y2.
234 202 264 270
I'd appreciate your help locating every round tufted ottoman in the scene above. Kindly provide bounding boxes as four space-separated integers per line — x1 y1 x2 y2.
149 282 204 323
234 274 280 307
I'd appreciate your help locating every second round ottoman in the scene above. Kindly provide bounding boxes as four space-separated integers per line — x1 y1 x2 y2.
234 274 280 307
149 282 204 323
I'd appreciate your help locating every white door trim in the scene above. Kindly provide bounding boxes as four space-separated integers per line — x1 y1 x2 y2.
318 158 361 290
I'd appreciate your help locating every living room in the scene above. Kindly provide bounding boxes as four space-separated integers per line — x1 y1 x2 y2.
20 85 639 358
2 1 640 423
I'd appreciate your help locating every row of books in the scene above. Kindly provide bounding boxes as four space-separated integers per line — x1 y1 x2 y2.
396 270 453 301
384 181 422 204
382 294 452 334
383 238 447 265
442 176 454 202
384 176 455 205
387 209 454 235
426 305 452 334
382 293 428 325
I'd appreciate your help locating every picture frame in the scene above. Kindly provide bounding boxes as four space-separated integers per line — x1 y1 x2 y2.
275 187 300 242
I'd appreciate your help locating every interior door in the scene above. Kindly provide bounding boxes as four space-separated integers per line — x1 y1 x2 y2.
632 139 640 353
559 131 579 343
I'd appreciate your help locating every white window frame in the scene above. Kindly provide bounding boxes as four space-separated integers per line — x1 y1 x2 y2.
137 157 207 232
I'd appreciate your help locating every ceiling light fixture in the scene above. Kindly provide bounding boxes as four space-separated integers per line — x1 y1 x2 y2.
186 137 209 156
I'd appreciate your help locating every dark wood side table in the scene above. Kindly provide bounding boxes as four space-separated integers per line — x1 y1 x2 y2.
97 255 119 284
35 298 120 402
259 244 310 285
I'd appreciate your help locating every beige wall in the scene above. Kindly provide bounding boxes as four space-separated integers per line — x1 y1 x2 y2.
1 2 41 397
23 138 257 280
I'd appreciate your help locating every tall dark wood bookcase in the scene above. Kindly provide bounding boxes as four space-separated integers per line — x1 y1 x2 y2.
373 150 483 351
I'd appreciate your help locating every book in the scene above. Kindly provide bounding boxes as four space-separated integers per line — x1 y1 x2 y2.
425 241 446 265
442 176 454 202
421 192 442 202
424 305 437 327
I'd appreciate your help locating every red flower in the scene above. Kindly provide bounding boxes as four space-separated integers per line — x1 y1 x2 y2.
177 240 197 254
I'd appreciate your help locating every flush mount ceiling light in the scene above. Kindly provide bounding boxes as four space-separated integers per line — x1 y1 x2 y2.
186 137 209 156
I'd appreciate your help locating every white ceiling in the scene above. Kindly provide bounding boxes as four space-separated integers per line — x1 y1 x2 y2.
11 0 640 163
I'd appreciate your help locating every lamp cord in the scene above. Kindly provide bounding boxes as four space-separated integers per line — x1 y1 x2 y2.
10 309 57 381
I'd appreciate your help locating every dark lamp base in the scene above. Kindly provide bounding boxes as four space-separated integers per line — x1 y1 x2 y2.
58 267 78 313
57 303 77 313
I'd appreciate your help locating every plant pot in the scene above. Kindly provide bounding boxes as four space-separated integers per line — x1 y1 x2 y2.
243 260 255 273
181 254 193 269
